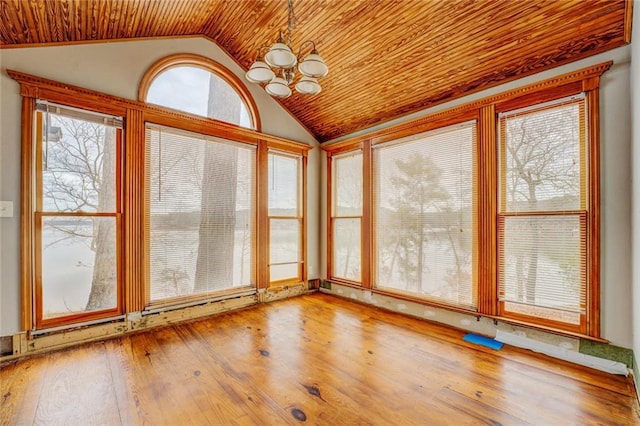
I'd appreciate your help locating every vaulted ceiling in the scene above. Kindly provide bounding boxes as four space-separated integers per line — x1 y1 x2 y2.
0 0 633 142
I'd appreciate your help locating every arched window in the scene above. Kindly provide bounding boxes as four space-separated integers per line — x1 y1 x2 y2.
139 54 260 130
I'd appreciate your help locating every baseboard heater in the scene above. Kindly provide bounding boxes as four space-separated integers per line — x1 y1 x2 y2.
495 330 628 376
30 315 126 337
142 289 257 316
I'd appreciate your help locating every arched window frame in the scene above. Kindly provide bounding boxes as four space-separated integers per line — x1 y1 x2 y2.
138 53 261 132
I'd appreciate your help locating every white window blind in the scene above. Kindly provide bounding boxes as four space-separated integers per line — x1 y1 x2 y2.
145 125 256 302
373 121 477 309
36 101 123 128
498 95 587 326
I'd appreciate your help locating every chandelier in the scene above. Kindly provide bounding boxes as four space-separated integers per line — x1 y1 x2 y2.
245 0 329 98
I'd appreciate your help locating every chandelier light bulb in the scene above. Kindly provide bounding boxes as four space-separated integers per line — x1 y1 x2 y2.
295 76 321 95
265 41 297 69
246 60 276 83
265 75 292 98
298 51 329 78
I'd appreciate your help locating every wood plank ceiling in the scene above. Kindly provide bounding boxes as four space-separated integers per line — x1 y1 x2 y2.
0 0 633 143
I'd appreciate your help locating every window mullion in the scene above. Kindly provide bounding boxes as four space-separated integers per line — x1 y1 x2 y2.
477 104 497 316
362 140 373 289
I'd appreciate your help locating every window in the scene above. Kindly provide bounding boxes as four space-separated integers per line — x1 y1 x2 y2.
34 103 123 328
330 151 363 283
373 122 477 309
268 152 303 283
498 95 588 332
145 125 255 303
139 54 258 130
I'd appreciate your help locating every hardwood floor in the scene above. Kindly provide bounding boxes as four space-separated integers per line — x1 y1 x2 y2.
2 293 639 425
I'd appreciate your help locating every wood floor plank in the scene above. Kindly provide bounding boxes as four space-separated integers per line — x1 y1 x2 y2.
103 337 149 426
0 356 50 425
1 293 638 425
31 342 121 425
172 323 296 425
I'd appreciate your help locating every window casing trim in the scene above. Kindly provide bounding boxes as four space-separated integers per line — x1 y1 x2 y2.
325 62 611 149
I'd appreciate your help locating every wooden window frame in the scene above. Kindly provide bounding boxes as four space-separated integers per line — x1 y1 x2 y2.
370 117 479 310
11 67 310 332
327 148 364 286
138 53 261 132
496 95 589 335
142 123 258 309
266 150 307 287
32 108 124 329
323 62 610 340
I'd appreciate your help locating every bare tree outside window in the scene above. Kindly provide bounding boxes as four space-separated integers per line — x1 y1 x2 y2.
193 75 241 292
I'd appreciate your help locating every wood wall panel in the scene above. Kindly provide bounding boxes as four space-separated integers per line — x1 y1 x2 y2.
0 0 631 142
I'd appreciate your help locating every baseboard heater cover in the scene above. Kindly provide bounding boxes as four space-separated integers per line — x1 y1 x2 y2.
495 330 629 376
30 315 126 337
142 289 257 316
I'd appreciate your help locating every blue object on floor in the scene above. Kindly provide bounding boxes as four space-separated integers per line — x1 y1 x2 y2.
463 333 504 350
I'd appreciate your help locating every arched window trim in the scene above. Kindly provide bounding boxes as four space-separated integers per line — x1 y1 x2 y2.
138 53 261 131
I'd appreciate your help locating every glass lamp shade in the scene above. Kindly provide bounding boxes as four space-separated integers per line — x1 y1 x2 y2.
298 52 329 78
265 43 297 69
265 76 292 98
295 76 321 95
246 60 275 83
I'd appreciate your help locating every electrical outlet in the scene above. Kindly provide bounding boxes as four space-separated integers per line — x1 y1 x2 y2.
0 201 13 218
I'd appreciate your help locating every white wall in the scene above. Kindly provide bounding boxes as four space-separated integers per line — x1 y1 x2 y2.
0 37 320 336
600 59 633 348
631 1 640 369
324 46 634 348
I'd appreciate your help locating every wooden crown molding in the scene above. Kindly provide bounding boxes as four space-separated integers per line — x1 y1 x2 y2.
623 0 634 44
6 69 311 153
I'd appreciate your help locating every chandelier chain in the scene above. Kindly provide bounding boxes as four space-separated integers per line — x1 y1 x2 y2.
287 0 297 33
